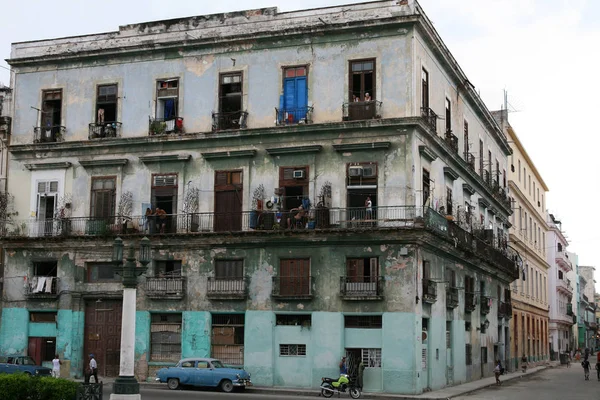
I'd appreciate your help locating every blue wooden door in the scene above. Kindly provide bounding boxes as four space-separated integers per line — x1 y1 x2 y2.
283 76 307 122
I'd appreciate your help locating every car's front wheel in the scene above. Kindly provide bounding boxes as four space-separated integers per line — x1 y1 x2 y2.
220 379 234 393
167 378 180 390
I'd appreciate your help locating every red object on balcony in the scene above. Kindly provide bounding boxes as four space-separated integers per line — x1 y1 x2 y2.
176 118 183 130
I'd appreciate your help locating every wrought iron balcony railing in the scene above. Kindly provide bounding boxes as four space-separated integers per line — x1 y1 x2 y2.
145 277 185 299
482 170 491 187
89 122 122 139
26 276 59 298
567 303 573 316
420 107 437 131
422 279 437 303
206 276 248 299
498 301 512 318
149 117 184 135
446 287 459 308
444 130 459 153
275 106 313 125
272 276 313 299
340 276 384 300
34 126 65 143
465 292 477 313
343 101 382 121
212 111 248 131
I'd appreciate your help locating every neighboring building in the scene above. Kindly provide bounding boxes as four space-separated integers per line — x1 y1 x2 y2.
579 266 597 350
595 293 600 351
567 251 580 351
0 85 12 332
545 214 575 358
0 1 518 394
496 110 550 369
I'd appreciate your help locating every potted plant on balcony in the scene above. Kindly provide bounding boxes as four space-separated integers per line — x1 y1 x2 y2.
117 191 134 233
183 184 200 232
250 184 265 229
149 120 167 135
54 194 73 236
315 181 332 228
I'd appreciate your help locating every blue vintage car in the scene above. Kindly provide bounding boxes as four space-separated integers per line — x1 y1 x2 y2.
156 358 252 392
0 355 52 376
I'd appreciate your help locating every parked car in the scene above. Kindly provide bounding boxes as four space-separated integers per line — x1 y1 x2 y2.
0 355 52 376
156 358 252 392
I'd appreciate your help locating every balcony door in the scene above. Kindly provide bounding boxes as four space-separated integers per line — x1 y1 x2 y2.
36 181 58 236
279 259 310 296
281 66 307 123
151 174 178 233
214 170 242 232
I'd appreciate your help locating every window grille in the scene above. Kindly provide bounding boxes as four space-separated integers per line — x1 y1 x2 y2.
344 315 382 328
466 344 472 365
276 314 312 327
279 344 306 357
361 348 381 367
150 313 182 362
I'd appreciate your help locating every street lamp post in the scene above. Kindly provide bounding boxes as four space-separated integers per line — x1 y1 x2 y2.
110 237 151 400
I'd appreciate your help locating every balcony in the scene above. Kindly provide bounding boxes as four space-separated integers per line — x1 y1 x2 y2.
480 296 491 315
343 101 382 121
145 277 185 300
444 130 459 154
149 117 184 135
555 250 573 272
556 278 573 295
567 303 573 316
573 314 578 324
422 279 437 303
464 152 476 171
25 276 59 299
420 107 437 131
498 301 512 319
206 277 248 300
272 276 313 300
339 276 384 300
446 288 459 309
89 122 122 139
275 106 313 125
34 126 65 143
465 292 477 313
482 170 491 187
0 207 519 278
211 111 248 131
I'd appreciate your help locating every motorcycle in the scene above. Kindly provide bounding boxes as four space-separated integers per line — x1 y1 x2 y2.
320 374 361 399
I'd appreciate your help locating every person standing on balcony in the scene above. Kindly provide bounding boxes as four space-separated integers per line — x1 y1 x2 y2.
364 93 372 101
144 207 154 234
155 207 167 233
365 197 373 220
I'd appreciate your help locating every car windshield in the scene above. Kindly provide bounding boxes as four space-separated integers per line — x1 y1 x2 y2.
20 357 36 365
211 360 225 368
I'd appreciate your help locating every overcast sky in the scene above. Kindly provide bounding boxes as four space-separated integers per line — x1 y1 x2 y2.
1 0 599 291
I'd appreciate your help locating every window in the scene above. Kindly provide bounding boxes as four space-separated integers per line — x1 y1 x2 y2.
156 79 179 121
528 175 531 194
463 120 469 156
90 177 116 218
422 169 430 206
349 59 375 101
155 260 181 278
215 260 243 278
215 171 242 186
518 160 521 181
278 259 310 296
96 84 118 124
503 169 506 188
481 346 488 363
445 268 456 287
280 67 308 124
421 68 429 109
41 89 62 128
466 344 472 365
211 314 245 365
87 262 118 282
446 187 453 216
219 72 243 119
276 314 312 327
495 160 500 185
197 361 209 369
279 344 306 357
150 313 182 362
36 181 58 222
479 140 484 175
346 258 379 282
34 261 57 277
488 150 492 176
445 98 451 133
361 348 382 367
29 312 57 323
344 315 382 328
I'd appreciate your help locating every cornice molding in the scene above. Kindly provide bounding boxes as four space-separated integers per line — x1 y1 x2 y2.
139 154 191 163
201 150 256 160
266 145 322 155
24 161 72 170
332 142 391 152
79 158 129 168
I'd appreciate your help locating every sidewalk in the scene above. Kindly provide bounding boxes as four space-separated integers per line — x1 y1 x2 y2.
132 363 555 400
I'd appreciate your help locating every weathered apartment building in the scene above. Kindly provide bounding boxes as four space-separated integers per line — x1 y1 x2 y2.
497 111 551 368
0 1 518 394
578 265 597 349
0 85 12 331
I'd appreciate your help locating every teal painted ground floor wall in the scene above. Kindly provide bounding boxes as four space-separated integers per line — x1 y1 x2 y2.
0 308 504 394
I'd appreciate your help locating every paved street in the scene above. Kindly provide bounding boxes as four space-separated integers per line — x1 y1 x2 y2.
456 365 600 400
102 385 318 400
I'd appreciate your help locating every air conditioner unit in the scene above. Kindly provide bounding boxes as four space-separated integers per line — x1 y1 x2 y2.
293 170 305 179
348 166 363 177
362 166 376 177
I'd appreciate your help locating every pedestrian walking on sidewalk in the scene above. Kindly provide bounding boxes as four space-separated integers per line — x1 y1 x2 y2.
51 354 62 378
521 354 528 373
581 358 590 380
596 361 600 381
494 360 502 385
85 354 98 384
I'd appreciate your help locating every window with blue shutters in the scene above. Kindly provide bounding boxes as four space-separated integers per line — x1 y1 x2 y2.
279 66 308 124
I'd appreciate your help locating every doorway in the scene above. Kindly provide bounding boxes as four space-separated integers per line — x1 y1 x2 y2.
446 321 453 386
214 170 242 232
84 300 122 377
151 174 178 233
